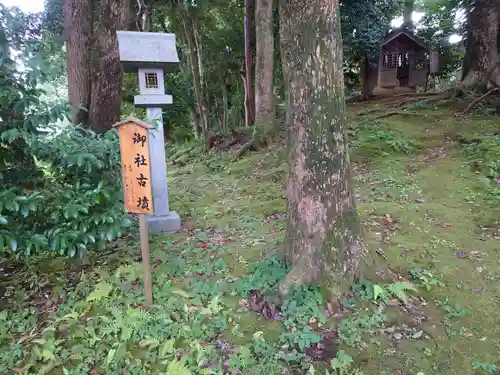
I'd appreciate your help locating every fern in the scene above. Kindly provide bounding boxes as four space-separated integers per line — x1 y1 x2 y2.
373 282 418 304
166 359 192 375
86 281 113 303
386 282 417 304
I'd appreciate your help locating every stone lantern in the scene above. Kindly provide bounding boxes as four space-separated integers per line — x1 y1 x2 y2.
116 31 181 233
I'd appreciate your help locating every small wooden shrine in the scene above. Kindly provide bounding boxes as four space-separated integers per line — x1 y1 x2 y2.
377 27 430 89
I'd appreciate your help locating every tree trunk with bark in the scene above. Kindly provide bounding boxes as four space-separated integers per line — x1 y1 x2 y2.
255 0 275 127
88 0 129 132
64 0 130 133
193 19 208 131
63 0 93 126
459 0 500 93
180 3 208 138
244 0 255 127
403 0 414 29
279 0 364 298
222 84 229 132
360 55 378 100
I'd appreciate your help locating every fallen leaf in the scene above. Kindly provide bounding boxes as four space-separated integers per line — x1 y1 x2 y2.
412 330 424 339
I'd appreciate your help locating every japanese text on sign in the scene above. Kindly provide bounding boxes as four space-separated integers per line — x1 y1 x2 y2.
114 120 154 214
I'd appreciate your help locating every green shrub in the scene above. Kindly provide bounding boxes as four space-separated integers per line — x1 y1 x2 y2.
461 136 500 181
1 128 131 257
0 8 130 258
355 130 418 157
461 136 500 205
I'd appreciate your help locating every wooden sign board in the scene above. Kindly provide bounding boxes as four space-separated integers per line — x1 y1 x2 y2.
429 50 439 74
113 119 154 215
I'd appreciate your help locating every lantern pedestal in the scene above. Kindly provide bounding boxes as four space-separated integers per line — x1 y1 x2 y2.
146 212 181 233
146 107 180 233
116 31 182 234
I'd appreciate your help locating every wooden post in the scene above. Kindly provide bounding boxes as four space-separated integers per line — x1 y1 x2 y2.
139 215 153 305
113 118 155 306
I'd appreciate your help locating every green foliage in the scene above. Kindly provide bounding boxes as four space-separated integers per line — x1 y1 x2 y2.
328 350 366 375
471 360 497 373
236 254 289 296
461 136 500 204
417 0 463 78
0 125 130 257
0 7 130 257
341 0 398 62
338 307 386 347
461 136 500 180
356 130 419 156
372 281 418 304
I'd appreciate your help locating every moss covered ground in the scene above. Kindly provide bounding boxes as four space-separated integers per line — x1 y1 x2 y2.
0 99 499 374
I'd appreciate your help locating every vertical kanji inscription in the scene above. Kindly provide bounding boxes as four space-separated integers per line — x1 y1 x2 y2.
113 119 154 214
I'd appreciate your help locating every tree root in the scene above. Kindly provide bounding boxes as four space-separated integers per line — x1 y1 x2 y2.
386 89 454 109
355 107 385 116
457 87 499 116
369 110 421 120
230 139 256 162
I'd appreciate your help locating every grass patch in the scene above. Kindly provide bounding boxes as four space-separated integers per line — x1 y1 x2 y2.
1 102 499 374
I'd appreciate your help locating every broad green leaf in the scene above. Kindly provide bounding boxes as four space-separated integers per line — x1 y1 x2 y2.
160 339 175 358
9 237 17 252
373 284 385 301
106 348 116 366
86 281 113 302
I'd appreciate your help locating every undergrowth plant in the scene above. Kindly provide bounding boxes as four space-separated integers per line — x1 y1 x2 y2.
0 8 130 257
461 136 500 204
356 130 418 157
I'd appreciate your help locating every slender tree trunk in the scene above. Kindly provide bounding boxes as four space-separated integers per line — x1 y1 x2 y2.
255 0 275 128
222 84 229 132
360 55 378 100
63 0 93 125
240 61 250 127
179 52 202 138
189 108 202 139
244 0 255 126
279 0 363 298
193 20 208 131
459 0 500 93
88 0 129 132
180 4 208 138
403 0 414 29
141 1 153 32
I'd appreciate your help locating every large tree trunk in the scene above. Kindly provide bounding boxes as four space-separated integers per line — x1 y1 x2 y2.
403 0 414 29
254 0 275 127
63 0 93 126
88 0 129 132
64 0 129 133
459 0 500 92
244 0 255 127
279 0 363 298
360 55 378 100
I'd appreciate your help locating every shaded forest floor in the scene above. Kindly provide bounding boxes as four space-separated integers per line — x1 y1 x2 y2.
1 98 499 375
